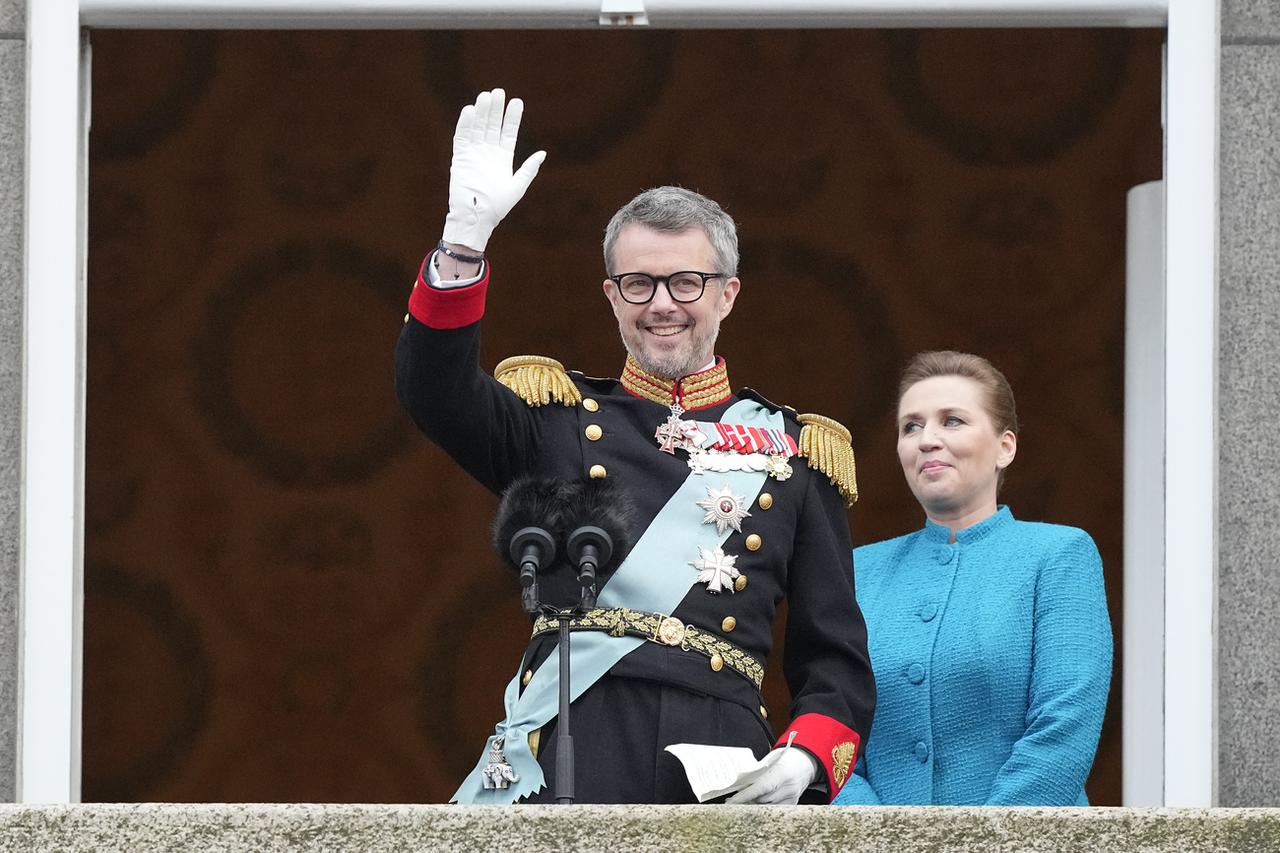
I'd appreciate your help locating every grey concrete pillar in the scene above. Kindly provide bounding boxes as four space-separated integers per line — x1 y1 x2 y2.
0 0 25 805
1219 0 1280 808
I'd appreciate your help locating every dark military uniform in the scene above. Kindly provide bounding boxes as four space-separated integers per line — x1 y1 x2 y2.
395 260 875 803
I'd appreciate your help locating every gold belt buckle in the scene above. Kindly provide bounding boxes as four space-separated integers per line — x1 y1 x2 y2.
651 615 686 647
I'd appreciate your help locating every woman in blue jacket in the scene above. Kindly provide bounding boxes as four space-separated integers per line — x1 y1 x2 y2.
835 351 1111 806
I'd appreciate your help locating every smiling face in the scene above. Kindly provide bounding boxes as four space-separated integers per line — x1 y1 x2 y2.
602 223 740 379
896 375 1017 527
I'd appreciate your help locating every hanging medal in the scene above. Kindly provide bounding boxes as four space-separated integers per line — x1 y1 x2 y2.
481 735 520 790
765 454 793 481
655 401 686 454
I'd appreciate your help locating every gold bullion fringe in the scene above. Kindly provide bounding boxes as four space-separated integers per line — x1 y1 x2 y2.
494 355 582 407
797 413 859 506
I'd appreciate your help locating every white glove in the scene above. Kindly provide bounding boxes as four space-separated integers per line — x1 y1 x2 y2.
725 746 820 805
442 88 546 252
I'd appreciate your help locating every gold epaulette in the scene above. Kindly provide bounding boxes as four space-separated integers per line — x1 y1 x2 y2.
797 413 859 506
494 355 582 407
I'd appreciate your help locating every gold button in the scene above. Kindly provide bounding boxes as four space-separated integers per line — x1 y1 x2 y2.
721 616 737 633
582 398 599 412
746 534 762 551
585 424 603 441
709 653 724 672
522 669 533 686
735 575 748 592
589 465 607 479
760 706 768 719
758 493 773 510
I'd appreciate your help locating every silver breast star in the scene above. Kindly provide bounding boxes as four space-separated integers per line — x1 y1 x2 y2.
695 484 752 534
690 546 741 594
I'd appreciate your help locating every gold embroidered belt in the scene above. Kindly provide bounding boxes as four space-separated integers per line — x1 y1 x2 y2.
530 607 765 690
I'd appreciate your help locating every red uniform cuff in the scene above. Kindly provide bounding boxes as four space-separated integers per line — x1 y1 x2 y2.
407 255 489 329
776 713 861 801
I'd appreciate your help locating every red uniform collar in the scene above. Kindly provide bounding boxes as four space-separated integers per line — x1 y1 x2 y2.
621 355 732 410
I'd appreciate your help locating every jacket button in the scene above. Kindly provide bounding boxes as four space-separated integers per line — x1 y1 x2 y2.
906 663 925 684
918 603 938 622
582 398 599 412
522 669 533 686
936 547 956 564
589 465 607 479
734 575 748 592
721 616 737 633
757 493 773 510
913 741 929 763
745 534 762 551
585 424 603 441
760 705 768 719
709 653 724 672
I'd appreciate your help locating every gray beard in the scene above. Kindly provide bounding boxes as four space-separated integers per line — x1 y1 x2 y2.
624 344 709 381
618 313 721 380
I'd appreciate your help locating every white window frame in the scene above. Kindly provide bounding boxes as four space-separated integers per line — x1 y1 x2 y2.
22 0 1218 806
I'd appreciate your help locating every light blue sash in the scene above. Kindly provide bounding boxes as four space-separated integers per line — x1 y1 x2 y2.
452 398 781 803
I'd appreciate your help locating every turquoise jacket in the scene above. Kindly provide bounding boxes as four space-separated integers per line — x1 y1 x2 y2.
834 507 1111 806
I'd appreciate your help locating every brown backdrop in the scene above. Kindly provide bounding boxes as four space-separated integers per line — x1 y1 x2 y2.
83 28 1162 805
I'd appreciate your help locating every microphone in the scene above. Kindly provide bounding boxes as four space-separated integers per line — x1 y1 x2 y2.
492 476 569 614
560 479 636 612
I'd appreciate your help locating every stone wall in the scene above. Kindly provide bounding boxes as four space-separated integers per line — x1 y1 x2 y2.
1 805 1278 853
1219 0 1280 808
0 0 24 804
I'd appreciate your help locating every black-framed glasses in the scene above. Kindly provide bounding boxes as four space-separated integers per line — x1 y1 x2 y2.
607 271 725 305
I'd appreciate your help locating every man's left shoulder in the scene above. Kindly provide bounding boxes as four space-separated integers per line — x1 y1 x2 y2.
737 388 858 506
736 387 800 426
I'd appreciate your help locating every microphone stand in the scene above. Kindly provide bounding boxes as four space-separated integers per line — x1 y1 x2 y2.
553 604 575 805
543 547 600 805
527 592 586 805
528 599 581 805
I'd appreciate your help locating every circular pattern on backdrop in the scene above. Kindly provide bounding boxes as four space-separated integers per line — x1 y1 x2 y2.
670 93 912 222
261 128 379 212
91 32 219 160
910 180 1090 344
193 239 412 487
417 569 529 795
86 175 187 328
81 562 212 801
422 31 674 164
950 185 1062 248
243 73 397 212
84 411 148 536
882 29 1132 164
257 505 374 575
281 654 355 716
732 240 901 447
204 499 445 650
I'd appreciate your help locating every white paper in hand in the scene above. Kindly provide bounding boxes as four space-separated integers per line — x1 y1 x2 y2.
663 742 790 803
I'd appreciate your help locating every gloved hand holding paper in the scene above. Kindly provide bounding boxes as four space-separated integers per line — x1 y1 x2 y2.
665 732 816 804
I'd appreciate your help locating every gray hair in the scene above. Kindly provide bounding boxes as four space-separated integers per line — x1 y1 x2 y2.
602 186 739 277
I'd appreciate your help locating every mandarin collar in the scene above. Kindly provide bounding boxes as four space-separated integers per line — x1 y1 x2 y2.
620 354 732 410
922 505 1014 544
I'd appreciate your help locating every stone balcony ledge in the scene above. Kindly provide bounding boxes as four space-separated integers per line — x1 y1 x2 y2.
2 804 1279 852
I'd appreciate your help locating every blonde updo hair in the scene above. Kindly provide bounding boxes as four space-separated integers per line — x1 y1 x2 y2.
898 350 1018 487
